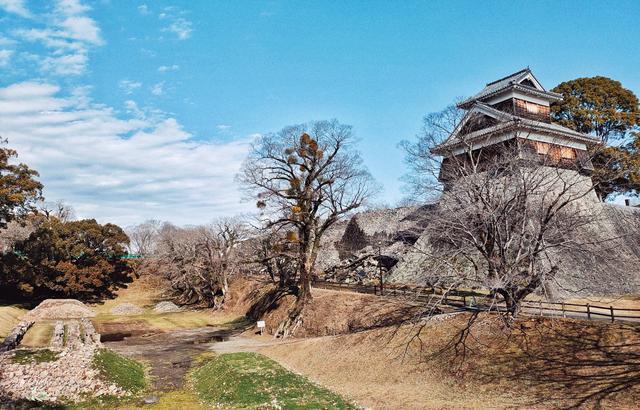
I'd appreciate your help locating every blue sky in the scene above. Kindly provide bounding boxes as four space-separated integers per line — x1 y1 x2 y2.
1 0 639 226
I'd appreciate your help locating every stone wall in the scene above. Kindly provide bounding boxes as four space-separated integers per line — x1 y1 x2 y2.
316 201 640 297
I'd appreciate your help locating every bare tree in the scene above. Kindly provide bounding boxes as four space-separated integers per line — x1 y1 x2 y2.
399 104 464 200
154 217 246 308
127 219 161 256
244 226 299 288
402 112 622 318
40 200 75 222
428 149 603 316
239 120 377 329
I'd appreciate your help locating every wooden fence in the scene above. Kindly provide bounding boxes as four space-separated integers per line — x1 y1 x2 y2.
311 279 640 323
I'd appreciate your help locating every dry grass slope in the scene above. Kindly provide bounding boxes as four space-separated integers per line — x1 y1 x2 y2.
0 306 27 339
260 313 640 409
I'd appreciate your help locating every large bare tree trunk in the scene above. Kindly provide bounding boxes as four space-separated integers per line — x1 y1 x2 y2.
297 249 314 303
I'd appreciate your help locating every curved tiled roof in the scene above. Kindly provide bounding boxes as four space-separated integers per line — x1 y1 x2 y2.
457 68 563 109
432 102 599 154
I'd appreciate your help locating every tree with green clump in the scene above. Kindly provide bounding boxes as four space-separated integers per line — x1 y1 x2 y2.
240 120 377 335
551 76 640 200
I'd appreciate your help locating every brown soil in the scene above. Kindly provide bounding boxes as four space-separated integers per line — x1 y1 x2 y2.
222 276 268 315
242 280 426 337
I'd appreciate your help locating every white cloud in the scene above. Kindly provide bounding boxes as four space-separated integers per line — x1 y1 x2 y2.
0 0 30 17
59 16 103 45
12 0 103 76
158 64 179 72
163 17 193 40
0 49 14 67
137 4 149 15
0 81 253 226
41 53 88 75
119 79 142 94
0 36 17 46
150 82 164 96
216 124 231 131
55 0 89 16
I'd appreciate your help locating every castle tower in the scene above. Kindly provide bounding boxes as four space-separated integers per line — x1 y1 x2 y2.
433 68 600 189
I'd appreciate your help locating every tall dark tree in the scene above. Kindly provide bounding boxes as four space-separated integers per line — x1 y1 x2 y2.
1 218 133 301
0 139 43 228
551 77 640 200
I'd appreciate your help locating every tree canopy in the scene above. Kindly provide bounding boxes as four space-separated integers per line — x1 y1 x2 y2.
0 139 43 229
551 76 640 200
0 218 134 301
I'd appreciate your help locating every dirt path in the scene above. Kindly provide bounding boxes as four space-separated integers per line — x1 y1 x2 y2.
209 334 303 354
103 326 236 391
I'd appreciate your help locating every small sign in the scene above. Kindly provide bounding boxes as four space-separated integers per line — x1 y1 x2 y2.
257 320 266 328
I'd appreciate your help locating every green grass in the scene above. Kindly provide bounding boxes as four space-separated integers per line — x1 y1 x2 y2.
92 349 146 393
191 352 355 409
11 349 59 364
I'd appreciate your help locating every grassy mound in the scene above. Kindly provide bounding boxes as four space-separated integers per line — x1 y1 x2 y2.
93 349 145 393
191 352 355 409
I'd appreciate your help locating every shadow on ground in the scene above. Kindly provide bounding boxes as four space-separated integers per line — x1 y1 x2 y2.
434 316 640 409
500 320 640 409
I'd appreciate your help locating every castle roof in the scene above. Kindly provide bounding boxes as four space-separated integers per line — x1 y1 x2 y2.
457 68 563 109
432 102 599 154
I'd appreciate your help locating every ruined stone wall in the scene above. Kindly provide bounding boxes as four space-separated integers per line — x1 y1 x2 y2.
316 202 640 297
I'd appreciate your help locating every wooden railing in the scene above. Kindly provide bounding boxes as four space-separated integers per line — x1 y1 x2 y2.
311 279 640 323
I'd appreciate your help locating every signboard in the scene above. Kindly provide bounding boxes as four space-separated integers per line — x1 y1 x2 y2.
257 320 266 335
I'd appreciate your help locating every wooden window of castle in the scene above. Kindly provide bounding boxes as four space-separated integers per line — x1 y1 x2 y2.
549 146 562 161
535 141 550 155
560 146 577 159
525 101 540 114
515 99 550 117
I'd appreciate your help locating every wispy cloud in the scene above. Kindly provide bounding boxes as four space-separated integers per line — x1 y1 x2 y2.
137 4 149 15
150 82 164 96
12 0 103 76
162 17 193 40
0 49 14 67
41 53 87 75
0 0 31 18
0 82 254 226
119 79 142 95
216 124 232 131
158 64 179 72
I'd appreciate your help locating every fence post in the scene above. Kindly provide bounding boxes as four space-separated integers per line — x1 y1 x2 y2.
463 295 466 307
587 304 591 320
561 302 566 318
539 300 543 316
610 305 615 323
